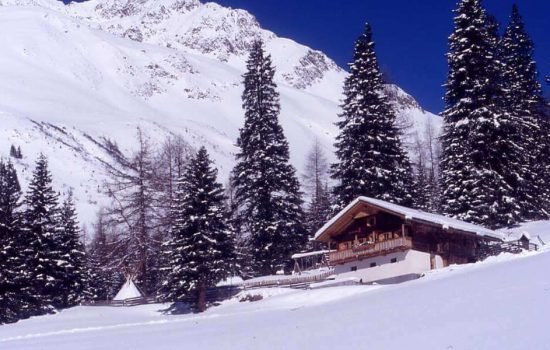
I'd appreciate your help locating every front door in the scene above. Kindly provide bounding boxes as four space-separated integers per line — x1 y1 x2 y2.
430 254 436 270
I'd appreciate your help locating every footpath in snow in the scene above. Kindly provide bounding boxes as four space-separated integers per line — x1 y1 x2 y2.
1 246 549 350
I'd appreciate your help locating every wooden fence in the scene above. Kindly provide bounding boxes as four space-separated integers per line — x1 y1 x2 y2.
81 296 157 307
81 286 242 307
477 238 538 259
242 269 334 290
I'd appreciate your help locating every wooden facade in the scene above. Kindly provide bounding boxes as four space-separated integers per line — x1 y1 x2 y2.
315 198 501 268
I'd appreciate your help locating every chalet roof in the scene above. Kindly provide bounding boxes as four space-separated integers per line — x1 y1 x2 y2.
314 196 504 242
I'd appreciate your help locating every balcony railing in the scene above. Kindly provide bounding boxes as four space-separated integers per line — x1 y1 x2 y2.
329 237 413 265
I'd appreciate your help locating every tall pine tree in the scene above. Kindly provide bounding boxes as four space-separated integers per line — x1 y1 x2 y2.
56 190 87 308
22 154 62 314
331 23 414 209
499 4 547 219
231 41 307 276
0 160 25 323
163 147 234 312
441 0 522 229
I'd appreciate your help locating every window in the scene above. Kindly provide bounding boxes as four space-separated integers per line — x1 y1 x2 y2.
370 262 377 268
391 258 397 264
350 266 357 272
366 216 376 227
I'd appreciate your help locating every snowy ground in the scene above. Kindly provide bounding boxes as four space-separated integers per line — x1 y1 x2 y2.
1 246 549 349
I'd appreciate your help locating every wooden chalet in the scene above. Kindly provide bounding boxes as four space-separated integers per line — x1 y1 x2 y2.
313 197 531 284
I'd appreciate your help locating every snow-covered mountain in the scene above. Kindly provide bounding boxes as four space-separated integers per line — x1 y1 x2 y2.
0 0 441 224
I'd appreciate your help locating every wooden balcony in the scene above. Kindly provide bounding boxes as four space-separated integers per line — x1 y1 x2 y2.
329 237 413 265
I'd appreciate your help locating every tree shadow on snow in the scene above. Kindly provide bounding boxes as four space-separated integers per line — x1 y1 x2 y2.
159 302 194 315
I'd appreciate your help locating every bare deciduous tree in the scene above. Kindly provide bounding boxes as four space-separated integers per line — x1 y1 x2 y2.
302 139 329 201
104 128 160 293
154 135 192 231
302 140 332 248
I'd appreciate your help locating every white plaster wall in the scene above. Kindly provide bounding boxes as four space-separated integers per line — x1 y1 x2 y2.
333 250 438 283
435 254 444 269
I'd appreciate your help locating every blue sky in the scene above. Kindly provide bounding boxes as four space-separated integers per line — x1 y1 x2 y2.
213 0 549 113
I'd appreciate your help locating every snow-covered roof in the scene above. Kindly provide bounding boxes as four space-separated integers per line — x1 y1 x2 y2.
314 196 504 241
216 276 244 287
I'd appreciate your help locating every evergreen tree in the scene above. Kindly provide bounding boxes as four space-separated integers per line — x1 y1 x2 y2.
225 175 251 279
231 41 307 276
538 97 550 215
55 190 87 307
440 0 521 229
163 147 234 312
499 4 546 219
304 182 332 250
9 145 17 158
21 154 62 314
145 228 168 294
0 160 25 323
331 23 414 210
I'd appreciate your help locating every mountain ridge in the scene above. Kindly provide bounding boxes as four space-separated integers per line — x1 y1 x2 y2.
0 0 441 224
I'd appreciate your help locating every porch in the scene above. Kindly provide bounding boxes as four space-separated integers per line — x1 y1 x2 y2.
329 237 413 265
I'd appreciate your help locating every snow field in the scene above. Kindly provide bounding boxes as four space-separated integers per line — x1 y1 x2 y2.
1 246 549 350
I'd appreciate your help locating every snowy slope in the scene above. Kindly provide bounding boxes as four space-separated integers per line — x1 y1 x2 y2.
0 246 548 349
0 0 441 224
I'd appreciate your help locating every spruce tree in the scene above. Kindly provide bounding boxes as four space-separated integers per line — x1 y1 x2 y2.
0 160 25 323
55 190 86 307
499 4 546 219
331 23 414 210
22 154 62 313
231 41 307 276
163 147 234 312
9 145 17 158
539 97 550 215
441 0 521 229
